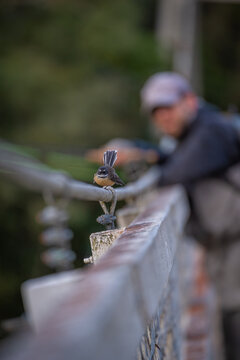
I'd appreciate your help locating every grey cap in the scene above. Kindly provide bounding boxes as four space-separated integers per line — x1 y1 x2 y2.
140 72 192 113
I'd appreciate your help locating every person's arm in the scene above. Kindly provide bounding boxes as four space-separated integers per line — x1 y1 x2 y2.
132 139 169 164
86 138 169 165
160 121 239 186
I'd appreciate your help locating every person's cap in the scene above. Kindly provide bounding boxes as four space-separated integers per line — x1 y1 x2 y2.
140 72 192 113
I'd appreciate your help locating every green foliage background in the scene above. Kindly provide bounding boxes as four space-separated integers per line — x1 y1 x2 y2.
201 3 240 110
0 0 166 147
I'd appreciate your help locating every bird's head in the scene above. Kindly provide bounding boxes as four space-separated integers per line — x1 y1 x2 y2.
96 166 109 178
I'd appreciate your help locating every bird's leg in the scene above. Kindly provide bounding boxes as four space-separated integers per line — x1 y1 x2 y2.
102 186 117 214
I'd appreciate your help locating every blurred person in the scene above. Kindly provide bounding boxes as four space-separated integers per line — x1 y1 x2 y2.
88 72 239 186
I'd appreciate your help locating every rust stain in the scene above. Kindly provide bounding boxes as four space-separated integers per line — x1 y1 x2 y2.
125 222 155 231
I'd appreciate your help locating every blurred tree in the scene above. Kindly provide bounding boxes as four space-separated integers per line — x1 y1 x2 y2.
201 3 240 111
0 0 167 149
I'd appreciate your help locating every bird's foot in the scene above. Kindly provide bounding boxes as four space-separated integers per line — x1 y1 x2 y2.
103 185 113 190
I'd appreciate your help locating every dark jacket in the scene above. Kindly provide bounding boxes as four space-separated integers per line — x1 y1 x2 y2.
158 103 240 187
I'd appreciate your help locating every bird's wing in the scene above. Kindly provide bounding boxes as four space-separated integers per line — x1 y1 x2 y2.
112 172 125 186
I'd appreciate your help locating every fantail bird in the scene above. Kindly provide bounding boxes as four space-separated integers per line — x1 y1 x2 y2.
93 150 124 187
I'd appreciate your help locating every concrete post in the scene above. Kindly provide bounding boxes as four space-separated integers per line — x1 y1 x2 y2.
89 228 125 263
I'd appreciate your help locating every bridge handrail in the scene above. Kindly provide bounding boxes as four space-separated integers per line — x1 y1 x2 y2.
0 141 161 202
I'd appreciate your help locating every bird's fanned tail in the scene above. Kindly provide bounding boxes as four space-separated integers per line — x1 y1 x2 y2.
103 150 117 167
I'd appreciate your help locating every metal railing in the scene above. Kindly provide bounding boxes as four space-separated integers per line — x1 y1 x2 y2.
0 141 161 203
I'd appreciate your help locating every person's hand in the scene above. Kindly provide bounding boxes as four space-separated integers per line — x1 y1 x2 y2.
85 138 159 166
